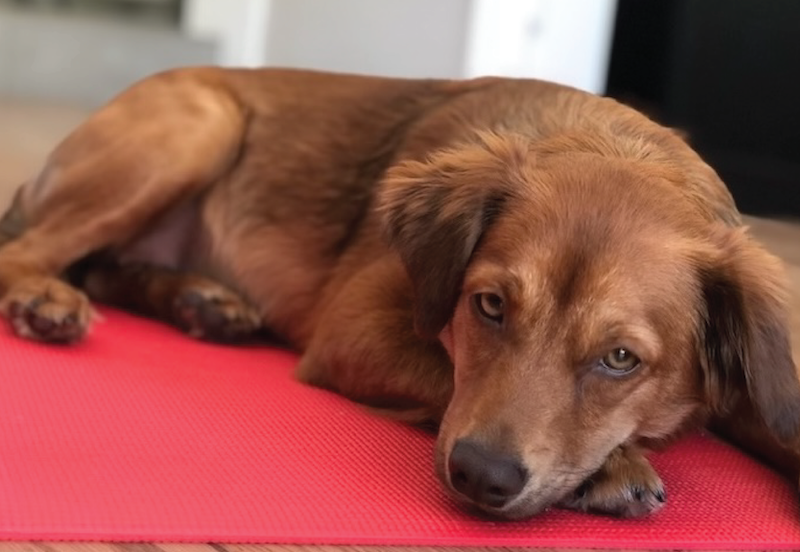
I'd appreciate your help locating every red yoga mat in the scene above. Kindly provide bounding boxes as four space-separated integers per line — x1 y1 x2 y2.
1 307 799 549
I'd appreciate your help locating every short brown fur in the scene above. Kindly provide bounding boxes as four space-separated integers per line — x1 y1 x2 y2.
1 67 798 519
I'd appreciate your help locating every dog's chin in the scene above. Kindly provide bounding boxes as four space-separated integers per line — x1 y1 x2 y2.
469 498 551 521
440 483 564 521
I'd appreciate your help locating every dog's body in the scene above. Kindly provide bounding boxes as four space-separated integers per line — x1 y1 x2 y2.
1 67 799 519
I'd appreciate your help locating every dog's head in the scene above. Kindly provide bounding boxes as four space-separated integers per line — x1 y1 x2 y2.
379 132 800 519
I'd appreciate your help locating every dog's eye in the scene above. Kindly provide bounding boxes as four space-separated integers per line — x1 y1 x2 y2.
474 292 504 323
600 347 640 375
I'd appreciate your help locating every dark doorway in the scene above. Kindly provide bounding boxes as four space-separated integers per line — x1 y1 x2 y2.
606 0 800 218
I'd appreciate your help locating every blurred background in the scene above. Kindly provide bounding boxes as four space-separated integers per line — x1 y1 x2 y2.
0 0 798 217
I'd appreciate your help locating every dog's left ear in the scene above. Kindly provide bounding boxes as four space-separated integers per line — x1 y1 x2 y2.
698 227 800 443
378 135 526 339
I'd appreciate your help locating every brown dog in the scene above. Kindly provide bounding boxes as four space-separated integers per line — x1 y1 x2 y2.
1 67 798 520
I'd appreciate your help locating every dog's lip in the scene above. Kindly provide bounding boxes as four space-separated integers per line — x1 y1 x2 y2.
446 488 554 520
455 500 529 521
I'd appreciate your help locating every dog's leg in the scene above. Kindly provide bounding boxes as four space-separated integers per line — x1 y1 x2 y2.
0 69 245 343
710 399 800 481
0 189 96 342
81 262 261 342
296 257 454 423
560 444 666 518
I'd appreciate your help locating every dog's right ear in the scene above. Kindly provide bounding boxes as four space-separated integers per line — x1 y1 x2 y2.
378 134 528 339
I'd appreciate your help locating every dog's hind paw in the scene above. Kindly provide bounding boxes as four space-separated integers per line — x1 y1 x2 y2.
560 445 666 518
172 285 262 342
1 276 93 343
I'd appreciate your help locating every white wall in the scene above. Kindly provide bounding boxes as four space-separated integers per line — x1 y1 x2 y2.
182 0 618 93
182 0 272 67
263 0 470 78
464 0 618 93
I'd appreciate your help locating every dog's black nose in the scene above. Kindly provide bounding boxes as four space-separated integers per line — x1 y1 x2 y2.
448 439 529 508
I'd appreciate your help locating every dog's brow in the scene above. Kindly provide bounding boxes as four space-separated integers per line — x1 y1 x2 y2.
577 315 662 363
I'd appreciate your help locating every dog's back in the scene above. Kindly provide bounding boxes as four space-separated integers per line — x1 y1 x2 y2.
1 68 797 521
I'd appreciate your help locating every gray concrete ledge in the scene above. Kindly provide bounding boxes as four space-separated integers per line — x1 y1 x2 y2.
0 7 215 106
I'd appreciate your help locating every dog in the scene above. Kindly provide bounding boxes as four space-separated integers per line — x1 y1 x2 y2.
1 67 798 520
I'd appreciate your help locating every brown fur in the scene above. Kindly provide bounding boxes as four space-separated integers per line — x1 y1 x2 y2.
1 67 798 519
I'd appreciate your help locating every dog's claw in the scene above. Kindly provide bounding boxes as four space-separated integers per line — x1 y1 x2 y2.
564 473 666 518
560 446 666 518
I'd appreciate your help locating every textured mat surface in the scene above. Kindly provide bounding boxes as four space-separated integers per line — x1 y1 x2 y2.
1 308 799 549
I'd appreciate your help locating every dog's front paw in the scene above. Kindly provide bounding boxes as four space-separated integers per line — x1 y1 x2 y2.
1 277 93 343
561 445 666 518
172 285 261 342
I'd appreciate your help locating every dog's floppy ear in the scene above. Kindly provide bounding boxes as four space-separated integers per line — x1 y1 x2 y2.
698 227 800 443
378 134 527 339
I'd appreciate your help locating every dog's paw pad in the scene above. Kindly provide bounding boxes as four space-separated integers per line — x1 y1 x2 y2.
562 458 666 518
2 278 92 343
172 286 261 342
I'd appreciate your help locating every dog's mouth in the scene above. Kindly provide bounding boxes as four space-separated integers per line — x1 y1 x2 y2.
437 468 578 521
434 440 582 520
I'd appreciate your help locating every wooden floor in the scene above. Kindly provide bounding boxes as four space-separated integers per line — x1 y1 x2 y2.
1 98 797 552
